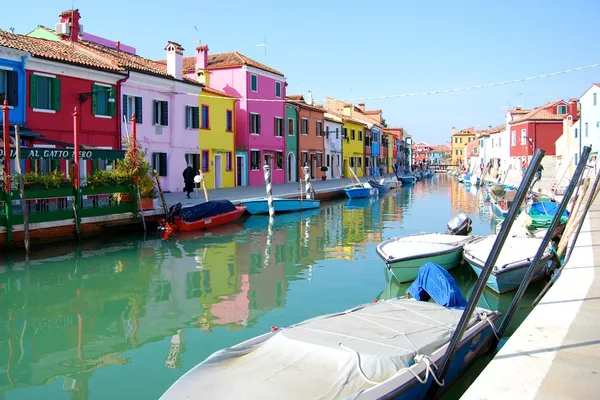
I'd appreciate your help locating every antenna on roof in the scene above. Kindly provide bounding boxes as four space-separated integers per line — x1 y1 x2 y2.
9 27 14 34
191 25 201 46
256 36 267 58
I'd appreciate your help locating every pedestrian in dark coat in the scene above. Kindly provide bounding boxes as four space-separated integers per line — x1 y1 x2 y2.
183 164 195 199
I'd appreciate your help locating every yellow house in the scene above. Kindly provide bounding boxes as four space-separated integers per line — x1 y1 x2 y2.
450 126 476 166
341 117 366 178
198 87 237 189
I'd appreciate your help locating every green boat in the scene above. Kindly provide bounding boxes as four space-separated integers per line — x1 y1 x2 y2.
526 201 569 230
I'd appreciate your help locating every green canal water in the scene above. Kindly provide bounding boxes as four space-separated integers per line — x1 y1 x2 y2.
0 175 543 399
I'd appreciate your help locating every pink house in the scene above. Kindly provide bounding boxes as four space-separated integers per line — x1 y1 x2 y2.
183 46 287 186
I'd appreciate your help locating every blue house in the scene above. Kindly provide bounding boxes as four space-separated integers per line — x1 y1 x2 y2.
371 126 381 175
0 46 28 127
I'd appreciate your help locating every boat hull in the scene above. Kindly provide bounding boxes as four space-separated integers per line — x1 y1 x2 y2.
466 257 551 294
368 180 392 193
386 249 464 283
398 176 415 185
344 187 379 199
161 206 246 232
240 198 321 215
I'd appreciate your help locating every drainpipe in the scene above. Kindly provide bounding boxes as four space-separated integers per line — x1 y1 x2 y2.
578 100 582 159
233 98 238 186
115 71 130 149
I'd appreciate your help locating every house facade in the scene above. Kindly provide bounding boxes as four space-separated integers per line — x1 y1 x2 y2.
324 112 342 179
288 95 325 180
340 117 365 178
450 127 476 166
185 45 287 186
284 101 298 183
364 127 371 176
0 45 28 127
370 126 381 175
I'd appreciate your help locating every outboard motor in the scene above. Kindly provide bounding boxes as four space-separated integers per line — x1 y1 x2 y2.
158 202 183 231
446 212 472 235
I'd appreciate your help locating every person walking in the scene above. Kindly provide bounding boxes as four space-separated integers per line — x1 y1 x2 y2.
536 164 544 181
183 164 195 199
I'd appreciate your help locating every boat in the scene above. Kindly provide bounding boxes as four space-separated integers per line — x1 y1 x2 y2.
376 233 479 282
469 174 480 186
158 200 246 232
446 213 472 235
344 183 379 199
240 197 320 215
463 235 555 294
367 179 392 193
160 289 500 400
525 201 569 230
398 175 416 185
489 183 505 197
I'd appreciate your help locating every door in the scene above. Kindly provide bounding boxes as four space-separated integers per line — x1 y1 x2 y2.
264 153 273 173
311 154 316 179
236 155 244 186
343 159 348 178
214 154 222 189
287 152 296 182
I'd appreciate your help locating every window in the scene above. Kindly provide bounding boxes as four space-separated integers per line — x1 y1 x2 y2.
594 93 597 106
336 128 339 139
30 74 60 111
201 150 209 172
123 95 142 123
152 152 167 177
201 105 209 129
357 157 362 168
575 128 578 139
585 122 588 137
358 130 363 141
574 153 578 166
250 113 261 134
301 118 309 135
226 110 233 132
302 151 308 167
275 81 281 98
316 121 323 137
287 118 295 135
511 130 516 146
275 151 283 169
250 150 260 170
226 152 232 171
274 117 283 137
91 84 115 117
185 153 200 173
557 105 567 115
327 154 330 167
250 74 258 92
0 70 18 106
185 106 199 129
153 100 168 125
351 129 355 140
520 129 527 145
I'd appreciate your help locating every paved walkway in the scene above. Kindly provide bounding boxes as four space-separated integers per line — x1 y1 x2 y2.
462 197 600 399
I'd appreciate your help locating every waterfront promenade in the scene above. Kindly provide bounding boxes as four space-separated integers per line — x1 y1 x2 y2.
462 197 600 399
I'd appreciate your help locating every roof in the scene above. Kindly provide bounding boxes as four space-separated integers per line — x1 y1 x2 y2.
326 109 367 127
201 86 237 99
487 124 505 135
286 95 304 101
0 30 123 73
453 127 476 136
430 145 451 152
286 95 326 113
511 101 569 124
177 52 284 76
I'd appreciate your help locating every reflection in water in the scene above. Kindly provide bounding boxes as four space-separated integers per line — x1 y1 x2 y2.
0 176 536 399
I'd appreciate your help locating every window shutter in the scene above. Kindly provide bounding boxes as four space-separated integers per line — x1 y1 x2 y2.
257 114 261 133
51 159 60 171
108 87 116 116
159 153 167 176
122 94 128 118
274 117 277 136
49 77 61 111
161 101 168 125
193 107 199 129
135 97 143 123
7 71 18 107
30 74 38 108
249 114 253 133
91 84 98 115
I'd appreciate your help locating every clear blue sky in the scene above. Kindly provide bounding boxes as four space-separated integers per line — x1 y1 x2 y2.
3 0 599 144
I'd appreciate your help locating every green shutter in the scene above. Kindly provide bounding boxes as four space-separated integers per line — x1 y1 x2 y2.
108 87 116 116
30 74 38 108
51 78 61 111
257 114 261 134
91 84 98 115
135 97 143 123
193 107 199 129
122 94 128 118
161 101 168 126
51 159 60 171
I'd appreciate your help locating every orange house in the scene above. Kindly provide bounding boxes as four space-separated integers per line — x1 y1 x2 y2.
287 95 326 180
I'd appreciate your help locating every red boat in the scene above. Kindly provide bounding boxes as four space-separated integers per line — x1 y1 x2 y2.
159 200 246 233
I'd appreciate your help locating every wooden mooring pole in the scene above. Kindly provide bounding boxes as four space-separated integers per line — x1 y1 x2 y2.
14 126 29 255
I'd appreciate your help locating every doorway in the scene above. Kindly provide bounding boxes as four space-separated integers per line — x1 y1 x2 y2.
214 154 222 188
236 155 246 186
287 152 296 182
264 153 273 171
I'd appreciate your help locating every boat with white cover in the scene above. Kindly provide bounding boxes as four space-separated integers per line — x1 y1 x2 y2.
376 233 479 282
463 235 554 294
160 298 500 400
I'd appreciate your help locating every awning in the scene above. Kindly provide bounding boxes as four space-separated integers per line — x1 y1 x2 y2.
7 126 45 138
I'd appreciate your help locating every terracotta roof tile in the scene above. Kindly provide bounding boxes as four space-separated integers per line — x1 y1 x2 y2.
201 86 237 98
430 145 451 152
511 108 567 123
286 95 325 113
286 95 304 101
177 51 284 76
487 124 505 135
453 127 476 136
0 30 123 72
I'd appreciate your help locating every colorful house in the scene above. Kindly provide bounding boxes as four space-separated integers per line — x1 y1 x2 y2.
339 115 366 178
287 94 326 180
386 132 394 174
429 145 451 165
284 100 299 182
1 28 126 181
0 45 27 127
323 112 343 179
182 45 287 186
450 127 476 166
386 127 404 172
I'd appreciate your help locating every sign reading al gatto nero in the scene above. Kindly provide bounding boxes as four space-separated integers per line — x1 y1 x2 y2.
0 148 124 160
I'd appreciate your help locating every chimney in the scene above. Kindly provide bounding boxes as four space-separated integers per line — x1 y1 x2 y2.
307 91 314 106
59 9 81 42
569 98 579 122
358 103 365 111
165 41 184 80
515 106 521 110
195 45 210 86
451 127 456 135
115 41 120 50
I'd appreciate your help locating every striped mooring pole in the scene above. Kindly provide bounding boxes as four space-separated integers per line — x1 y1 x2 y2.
263 164 275 267
303 166 313 200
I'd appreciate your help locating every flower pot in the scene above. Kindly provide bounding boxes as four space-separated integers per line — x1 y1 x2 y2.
117 193 133 203
321 176 327 181
139 198 155 211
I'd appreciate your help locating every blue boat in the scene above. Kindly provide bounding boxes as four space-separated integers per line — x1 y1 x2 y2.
240 198 320 215
398 175 416 185
344 186 378 199
367 179 392 193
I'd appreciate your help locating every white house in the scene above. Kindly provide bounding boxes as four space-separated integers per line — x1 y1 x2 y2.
324 112 343 179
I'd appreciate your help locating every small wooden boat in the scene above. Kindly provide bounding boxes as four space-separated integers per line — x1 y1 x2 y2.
158 200 246 232
344 185 378 199
240 197 320 215
160 296 500 400
525 201 568 230
446 213 472 235
489 183 506 197
367 179 393 193
398 175 416 185
463 235 554 294
376 233 479 282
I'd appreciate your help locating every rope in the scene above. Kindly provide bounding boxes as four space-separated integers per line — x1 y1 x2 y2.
479 311 500 341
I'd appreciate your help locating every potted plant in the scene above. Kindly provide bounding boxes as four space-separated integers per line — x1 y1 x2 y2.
115 137 157 210
320 166 328 180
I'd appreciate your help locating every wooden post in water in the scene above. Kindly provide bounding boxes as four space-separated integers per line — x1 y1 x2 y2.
197 170 209 202
14 126 29 254
263 163 275 267
303 166 314 200
72 108 81 240
131 114 146 232
2 100 12 243
154 169 169 216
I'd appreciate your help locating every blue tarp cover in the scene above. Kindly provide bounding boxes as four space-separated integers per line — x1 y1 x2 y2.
408 262 468 309
530 201 569 217
180 200 237 223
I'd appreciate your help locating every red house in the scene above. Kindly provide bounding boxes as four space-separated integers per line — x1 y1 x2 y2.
509 99 577 161
0 29 126 177
364 127 371 175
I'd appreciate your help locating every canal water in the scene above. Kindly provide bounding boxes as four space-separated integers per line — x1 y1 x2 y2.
0 175 542 399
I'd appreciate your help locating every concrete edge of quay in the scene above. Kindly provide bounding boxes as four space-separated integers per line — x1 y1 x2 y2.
461 197 600 399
